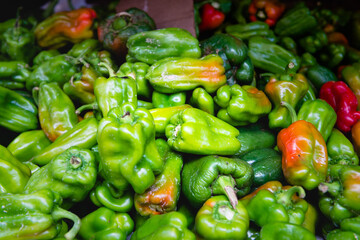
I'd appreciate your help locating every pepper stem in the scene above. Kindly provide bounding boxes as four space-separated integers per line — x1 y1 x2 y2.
98 62 116 77
212 175 238 209
318 182 341 197
276 186 306 207
75 102 98 115
51 206 81 240
280 101 297 124
70 156 82 169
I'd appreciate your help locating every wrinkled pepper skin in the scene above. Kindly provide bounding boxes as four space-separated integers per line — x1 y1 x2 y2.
146 54 226 94
327 129 359 166
319 81 360 133
30 117 98 166
0 189 81 240
318 165 360 225
195 195 249 240
189 87 214 115
0 86 38 132
25 146 97 207
214 84 272 126
34 8 97 49
277 120 328 190
260 222 316 240
35 82 79 142
152 91 187 108
248 0 285 27
265 72 309 129
134 138 182 217
126 27 201 65
342 62 360 110
7 129 51 162
98 103 163 194
165 108 241 155
149 104 192 136
0 145 31 194
182 155 253 208
297 99 337 142
130 211 196 240
79 207 134 240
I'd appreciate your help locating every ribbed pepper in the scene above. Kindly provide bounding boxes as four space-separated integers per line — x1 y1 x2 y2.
226 21 277 43
182 155 253 209
189 87 214 115
34 8 97 49
327 129 359 166
165 108 241 155
134 138 182 216
152 91 187 108
342 62 360 110
146 54 226 94
98 103 163 194
195 195 249 240
214 84 272 126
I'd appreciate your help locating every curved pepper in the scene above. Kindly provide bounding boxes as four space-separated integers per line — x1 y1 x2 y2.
327 129 359 166
34 8 97 49
98 103 163 194
79 207 134 240
134 138 182 216
226 21 277 43
248 0 285 27
195 195 249 240
182 155 253 209
319 81 360 133
165 108 241 155
214 84 272 126
146 54 226 94
260 222 316 240
0 145 31 194
189 87 214 115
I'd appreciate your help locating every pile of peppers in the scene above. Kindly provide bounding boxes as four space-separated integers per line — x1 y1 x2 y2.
0 0 360 239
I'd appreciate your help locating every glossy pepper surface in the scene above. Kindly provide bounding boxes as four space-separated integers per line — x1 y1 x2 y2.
0 189 81 240
327 129 359 166
198 3 225 31
79 207 134 240
165 108 241 155
34 8 97 49
319 81 360 133
152 91 187 108
98 103 163 194
134 138 182 216
277 119 328 190
214 84 272 126
195 195 249 240
189 87 214 115
248 0 285 27
146 54 226 94
225 21 277 43
326 216 360 240
260 222 316 240
182 155 253 209
342 62 360 110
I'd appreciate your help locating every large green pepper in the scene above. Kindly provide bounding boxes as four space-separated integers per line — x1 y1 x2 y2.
165 108 241 155
0 85 38 132
248 36 301 74
214 84 272 126
305 63 338 91
189 87 214 115
0 144 31 194
0 61 31 82
260 222 316 240
146 54 226 94
35 82 79 142
30 117 98 166
327 129 359 166
33 49 61 66
326 216 360 240
195 195 249 240
126 27 201 65
0 189 80 240
67 38 100 58
225 21 277 43
134 138 182 216
7 129 51 162
98 103 163 194
130 211 196 240
182 155 253 209
78 207 134 240
152 91 187 108
297 99 337 142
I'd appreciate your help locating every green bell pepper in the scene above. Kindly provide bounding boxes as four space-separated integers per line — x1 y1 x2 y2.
225 21 277 43
146 54 226 94
165 108 241 155
299 30 328 54
7 129 51 162
33 49 60 66
189 87 214 115
318 43 346 69
0 85 38 132
0 144 31 194
327 129 359 166
152 91 187 108
279 36 298 55
67 39 101 59
30 117 98 166
126 27 201 65
305 63 338 91
98 102 163 194
214 84 272 126
182 155 253 209
260 222 316 240
195 195 249 240
326 216 360 240
0 61 31 82
134 138 182 216
78 207 134 240
24 146 97 207
130 211 196 240
0 189 80 240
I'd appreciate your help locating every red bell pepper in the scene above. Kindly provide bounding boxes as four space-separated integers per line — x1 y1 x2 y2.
319 81 360 133
248 0 285 27
198 3 225 31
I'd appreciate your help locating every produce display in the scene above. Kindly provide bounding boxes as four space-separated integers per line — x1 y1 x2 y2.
0 0 360 239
